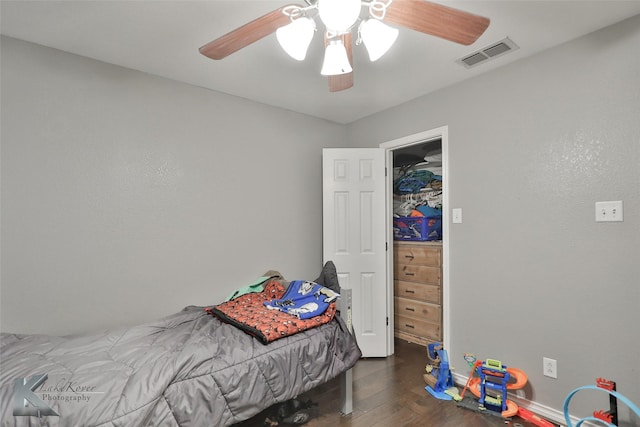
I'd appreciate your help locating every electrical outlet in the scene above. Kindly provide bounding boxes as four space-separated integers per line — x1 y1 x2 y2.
543 357 557 379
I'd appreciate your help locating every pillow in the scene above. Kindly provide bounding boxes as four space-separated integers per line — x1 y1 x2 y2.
313 261 340 293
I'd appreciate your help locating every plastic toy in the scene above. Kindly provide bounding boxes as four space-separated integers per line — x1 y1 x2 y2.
423 342 455 400
564 378 640 427
460 353 480 399
462 355 528 418
460 359 482 399
517 407 556 427
476 359 510 412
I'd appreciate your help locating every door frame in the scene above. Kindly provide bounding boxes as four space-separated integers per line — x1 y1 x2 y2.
380 126 450 355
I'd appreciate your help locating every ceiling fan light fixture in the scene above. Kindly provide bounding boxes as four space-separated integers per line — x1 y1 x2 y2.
321 40 353 76
199 0 491 92
276 17 316 61
318 0 362 32
359 19 399 61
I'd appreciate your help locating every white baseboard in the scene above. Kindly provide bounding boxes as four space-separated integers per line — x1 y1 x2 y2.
451 372 600 427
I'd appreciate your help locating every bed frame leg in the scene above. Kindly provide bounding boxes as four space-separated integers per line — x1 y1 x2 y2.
338 288 354 415
340 368 353 415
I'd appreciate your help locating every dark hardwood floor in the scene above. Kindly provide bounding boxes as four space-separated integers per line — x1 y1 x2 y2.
235 339 548 427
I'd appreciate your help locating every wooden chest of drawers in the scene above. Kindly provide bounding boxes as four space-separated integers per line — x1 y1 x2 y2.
394 241 442 346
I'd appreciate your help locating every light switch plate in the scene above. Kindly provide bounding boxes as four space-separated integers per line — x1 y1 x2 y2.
452 208 463 224
595 201 623 222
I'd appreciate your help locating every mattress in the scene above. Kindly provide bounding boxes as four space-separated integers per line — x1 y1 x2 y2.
0 304 361 426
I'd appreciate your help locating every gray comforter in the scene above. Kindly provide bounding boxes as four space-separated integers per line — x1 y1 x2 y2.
0 305 361 426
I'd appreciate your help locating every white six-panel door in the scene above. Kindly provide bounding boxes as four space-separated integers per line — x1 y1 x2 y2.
322 148 388 357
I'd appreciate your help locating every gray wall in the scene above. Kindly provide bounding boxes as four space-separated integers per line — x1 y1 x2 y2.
348 15 640 426
0 36 346 335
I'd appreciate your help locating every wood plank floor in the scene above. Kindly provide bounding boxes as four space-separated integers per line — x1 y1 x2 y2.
235 339 548 427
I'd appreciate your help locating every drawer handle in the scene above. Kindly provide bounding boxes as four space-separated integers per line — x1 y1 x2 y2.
404 254 414 260
404 272 415 276
405 307 415 312
405 289 415 294
405 324 415 329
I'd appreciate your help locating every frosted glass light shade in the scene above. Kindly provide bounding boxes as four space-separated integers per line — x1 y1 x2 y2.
318 0 362 32
276 17 315 61
360 19 399 61
321 41 352 75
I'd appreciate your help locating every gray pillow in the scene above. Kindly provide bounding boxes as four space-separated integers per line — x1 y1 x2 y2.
313 261 340 293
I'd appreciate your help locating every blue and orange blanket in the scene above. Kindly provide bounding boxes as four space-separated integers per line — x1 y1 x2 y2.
207 279 339 344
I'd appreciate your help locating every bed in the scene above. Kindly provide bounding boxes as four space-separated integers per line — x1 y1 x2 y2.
0 264 361 426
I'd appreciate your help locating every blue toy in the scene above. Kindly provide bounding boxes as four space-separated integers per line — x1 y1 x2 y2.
476 359 510 413
564 378 640 427
424 342 455 400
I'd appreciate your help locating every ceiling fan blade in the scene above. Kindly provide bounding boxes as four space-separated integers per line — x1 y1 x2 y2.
199 5 302 60
327 33 354 92
384 0 490 46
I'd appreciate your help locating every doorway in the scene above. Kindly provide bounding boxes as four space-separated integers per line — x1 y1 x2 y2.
380 126 450 356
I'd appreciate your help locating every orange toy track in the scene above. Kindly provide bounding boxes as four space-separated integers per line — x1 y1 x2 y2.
504 367 528 390
517 407 556 427
467 367 528 418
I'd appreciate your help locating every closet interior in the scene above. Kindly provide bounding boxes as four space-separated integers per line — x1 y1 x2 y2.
392 139 444 347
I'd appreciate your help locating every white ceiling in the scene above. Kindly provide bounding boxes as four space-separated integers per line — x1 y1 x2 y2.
2 1 640 124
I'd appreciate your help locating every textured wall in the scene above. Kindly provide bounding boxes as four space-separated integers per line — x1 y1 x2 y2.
347 15 640 426
1 36 346 335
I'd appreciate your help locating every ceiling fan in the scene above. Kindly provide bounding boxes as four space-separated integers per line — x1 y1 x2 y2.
199 0 490 92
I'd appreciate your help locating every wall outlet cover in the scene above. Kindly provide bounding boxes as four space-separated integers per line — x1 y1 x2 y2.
543 357 557 379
